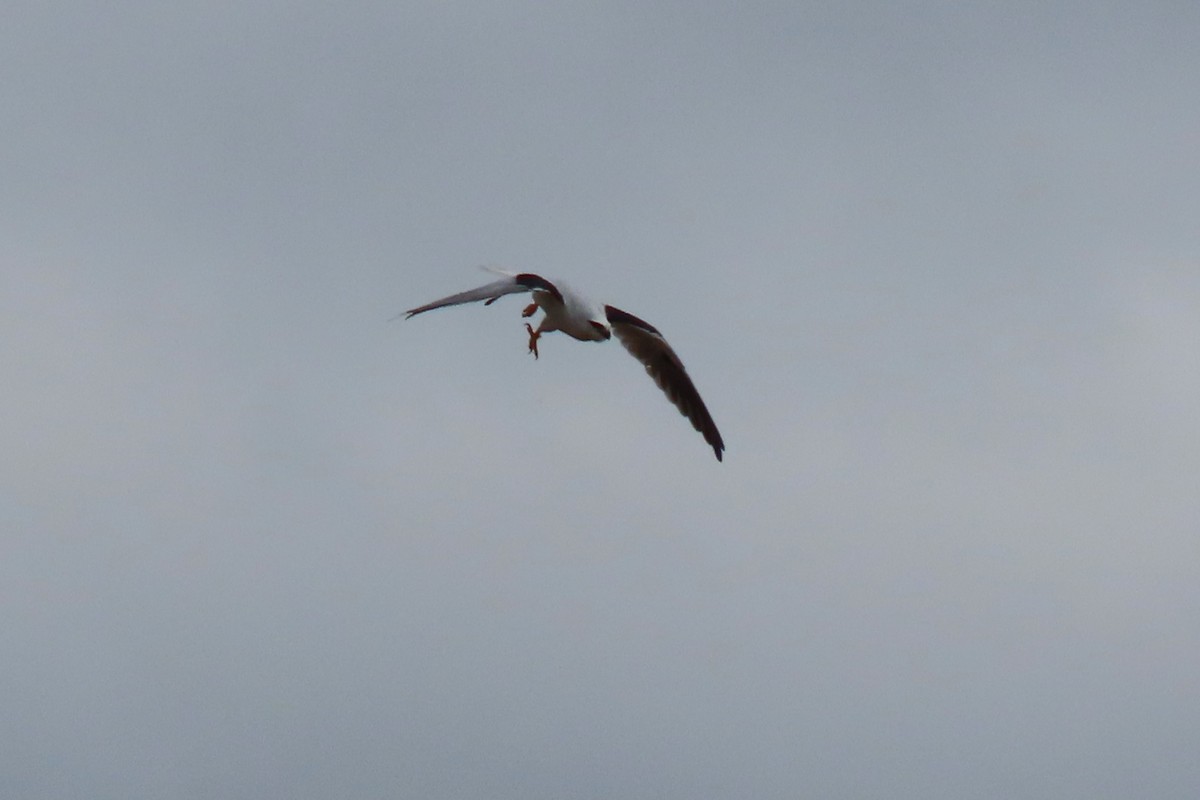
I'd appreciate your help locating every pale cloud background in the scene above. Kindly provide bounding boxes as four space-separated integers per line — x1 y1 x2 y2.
3 2 1199 798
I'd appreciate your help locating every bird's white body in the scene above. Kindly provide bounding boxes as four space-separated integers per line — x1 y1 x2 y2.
531 280 610 342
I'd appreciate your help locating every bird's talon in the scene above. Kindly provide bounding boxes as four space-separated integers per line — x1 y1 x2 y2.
525 323 540 359
522 302 538 318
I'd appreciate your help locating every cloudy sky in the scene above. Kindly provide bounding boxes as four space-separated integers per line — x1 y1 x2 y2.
3 2 1199 797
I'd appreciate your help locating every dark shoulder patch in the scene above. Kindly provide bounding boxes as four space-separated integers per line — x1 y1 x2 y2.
605 305 661 336
515 273 562 301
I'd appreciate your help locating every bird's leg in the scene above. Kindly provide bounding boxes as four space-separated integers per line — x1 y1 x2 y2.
524 322 541 360
521 302 538 318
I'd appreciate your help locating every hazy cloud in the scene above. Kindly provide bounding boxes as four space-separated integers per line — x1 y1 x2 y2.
3 3 1198 798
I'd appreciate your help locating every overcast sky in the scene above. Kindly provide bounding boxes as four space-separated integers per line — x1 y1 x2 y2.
3 2 1199 798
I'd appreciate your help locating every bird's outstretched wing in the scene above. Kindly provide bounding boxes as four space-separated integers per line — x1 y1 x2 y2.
403 269 560 318
605 305 725 461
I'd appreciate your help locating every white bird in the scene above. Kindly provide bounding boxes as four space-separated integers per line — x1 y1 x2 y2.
404 268 725 461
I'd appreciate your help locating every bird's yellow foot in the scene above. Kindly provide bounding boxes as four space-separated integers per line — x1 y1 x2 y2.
522 302 538 318
525 323 540 359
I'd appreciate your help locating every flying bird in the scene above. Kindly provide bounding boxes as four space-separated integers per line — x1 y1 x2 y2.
403 268 725 461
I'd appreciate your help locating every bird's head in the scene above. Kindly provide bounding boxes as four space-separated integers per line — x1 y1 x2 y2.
588 319 612 340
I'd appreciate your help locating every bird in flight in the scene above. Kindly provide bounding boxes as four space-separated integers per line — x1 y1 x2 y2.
403 268 725 461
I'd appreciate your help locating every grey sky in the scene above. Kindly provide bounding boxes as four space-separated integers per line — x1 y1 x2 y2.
3 2 1199 798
